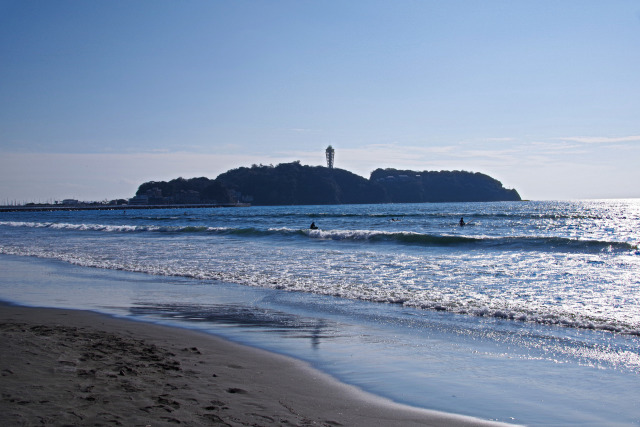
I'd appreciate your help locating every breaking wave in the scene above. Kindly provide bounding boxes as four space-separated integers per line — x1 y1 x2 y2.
1 243 638 336
1 221 635 253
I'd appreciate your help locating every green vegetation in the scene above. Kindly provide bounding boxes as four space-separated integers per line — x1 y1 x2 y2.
135 162 521 205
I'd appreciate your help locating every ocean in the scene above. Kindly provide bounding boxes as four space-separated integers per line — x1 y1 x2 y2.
1 200 639 425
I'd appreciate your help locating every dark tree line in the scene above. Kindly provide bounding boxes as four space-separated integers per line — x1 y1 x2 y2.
370 168 521 203
136 162 521 205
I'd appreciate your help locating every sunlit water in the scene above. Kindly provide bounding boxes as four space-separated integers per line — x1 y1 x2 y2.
1 200 639 425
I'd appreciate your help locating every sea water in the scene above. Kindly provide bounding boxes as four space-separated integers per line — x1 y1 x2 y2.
1 200 639 425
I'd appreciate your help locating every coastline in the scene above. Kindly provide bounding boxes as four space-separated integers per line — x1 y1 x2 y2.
0 203 249 213
0 303 510 427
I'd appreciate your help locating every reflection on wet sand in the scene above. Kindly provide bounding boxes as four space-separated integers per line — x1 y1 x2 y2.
130 303 338 350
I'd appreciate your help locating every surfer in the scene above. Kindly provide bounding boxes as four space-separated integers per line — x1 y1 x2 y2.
310 222 318 230
459 217 465 227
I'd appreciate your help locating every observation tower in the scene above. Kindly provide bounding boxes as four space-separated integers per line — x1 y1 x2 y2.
326 145 335 169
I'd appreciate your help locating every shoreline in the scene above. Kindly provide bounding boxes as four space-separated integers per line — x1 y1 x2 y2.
0 302 511 426
0 203 249 213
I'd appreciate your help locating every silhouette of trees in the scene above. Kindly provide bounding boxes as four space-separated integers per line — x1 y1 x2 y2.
135 163 521 206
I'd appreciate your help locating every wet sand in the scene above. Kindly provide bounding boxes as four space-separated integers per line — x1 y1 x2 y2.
0 303 511 426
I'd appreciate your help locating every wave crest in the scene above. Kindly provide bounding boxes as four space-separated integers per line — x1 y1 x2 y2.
1 221 635 253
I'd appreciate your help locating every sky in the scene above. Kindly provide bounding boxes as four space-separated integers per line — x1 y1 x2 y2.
1 0 640 202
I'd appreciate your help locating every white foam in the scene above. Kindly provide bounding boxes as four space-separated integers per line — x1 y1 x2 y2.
2 242 638 337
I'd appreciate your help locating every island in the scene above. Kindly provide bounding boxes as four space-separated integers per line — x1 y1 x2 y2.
134 162 521 206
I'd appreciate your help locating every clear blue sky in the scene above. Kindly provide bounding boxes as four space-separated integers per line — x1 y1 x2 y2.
1 0 639 202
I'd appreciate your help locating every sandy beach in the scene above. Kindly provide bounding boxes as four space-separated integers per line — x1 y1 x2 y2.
0 303 508 427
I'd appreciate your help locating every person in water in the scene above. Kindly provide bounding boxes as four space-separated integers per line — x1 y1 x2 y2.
310 222 318 230
459 217 465 226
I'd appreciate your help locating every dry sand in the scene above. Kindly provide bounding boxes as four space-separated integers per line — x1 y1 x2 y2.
0 303 511 426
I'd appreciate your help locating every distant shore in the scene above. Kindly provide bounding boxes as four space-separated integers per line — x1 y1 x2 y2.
0 203 249 213
0 303 510 427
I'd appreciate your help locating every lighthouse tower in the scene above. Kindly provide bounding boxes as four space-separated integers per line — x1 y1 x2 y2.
325 145 335 169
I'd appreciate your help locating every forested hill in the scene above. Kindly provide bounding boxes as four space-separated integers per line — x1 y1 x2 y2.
135 162 521 205
369 168 521 203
